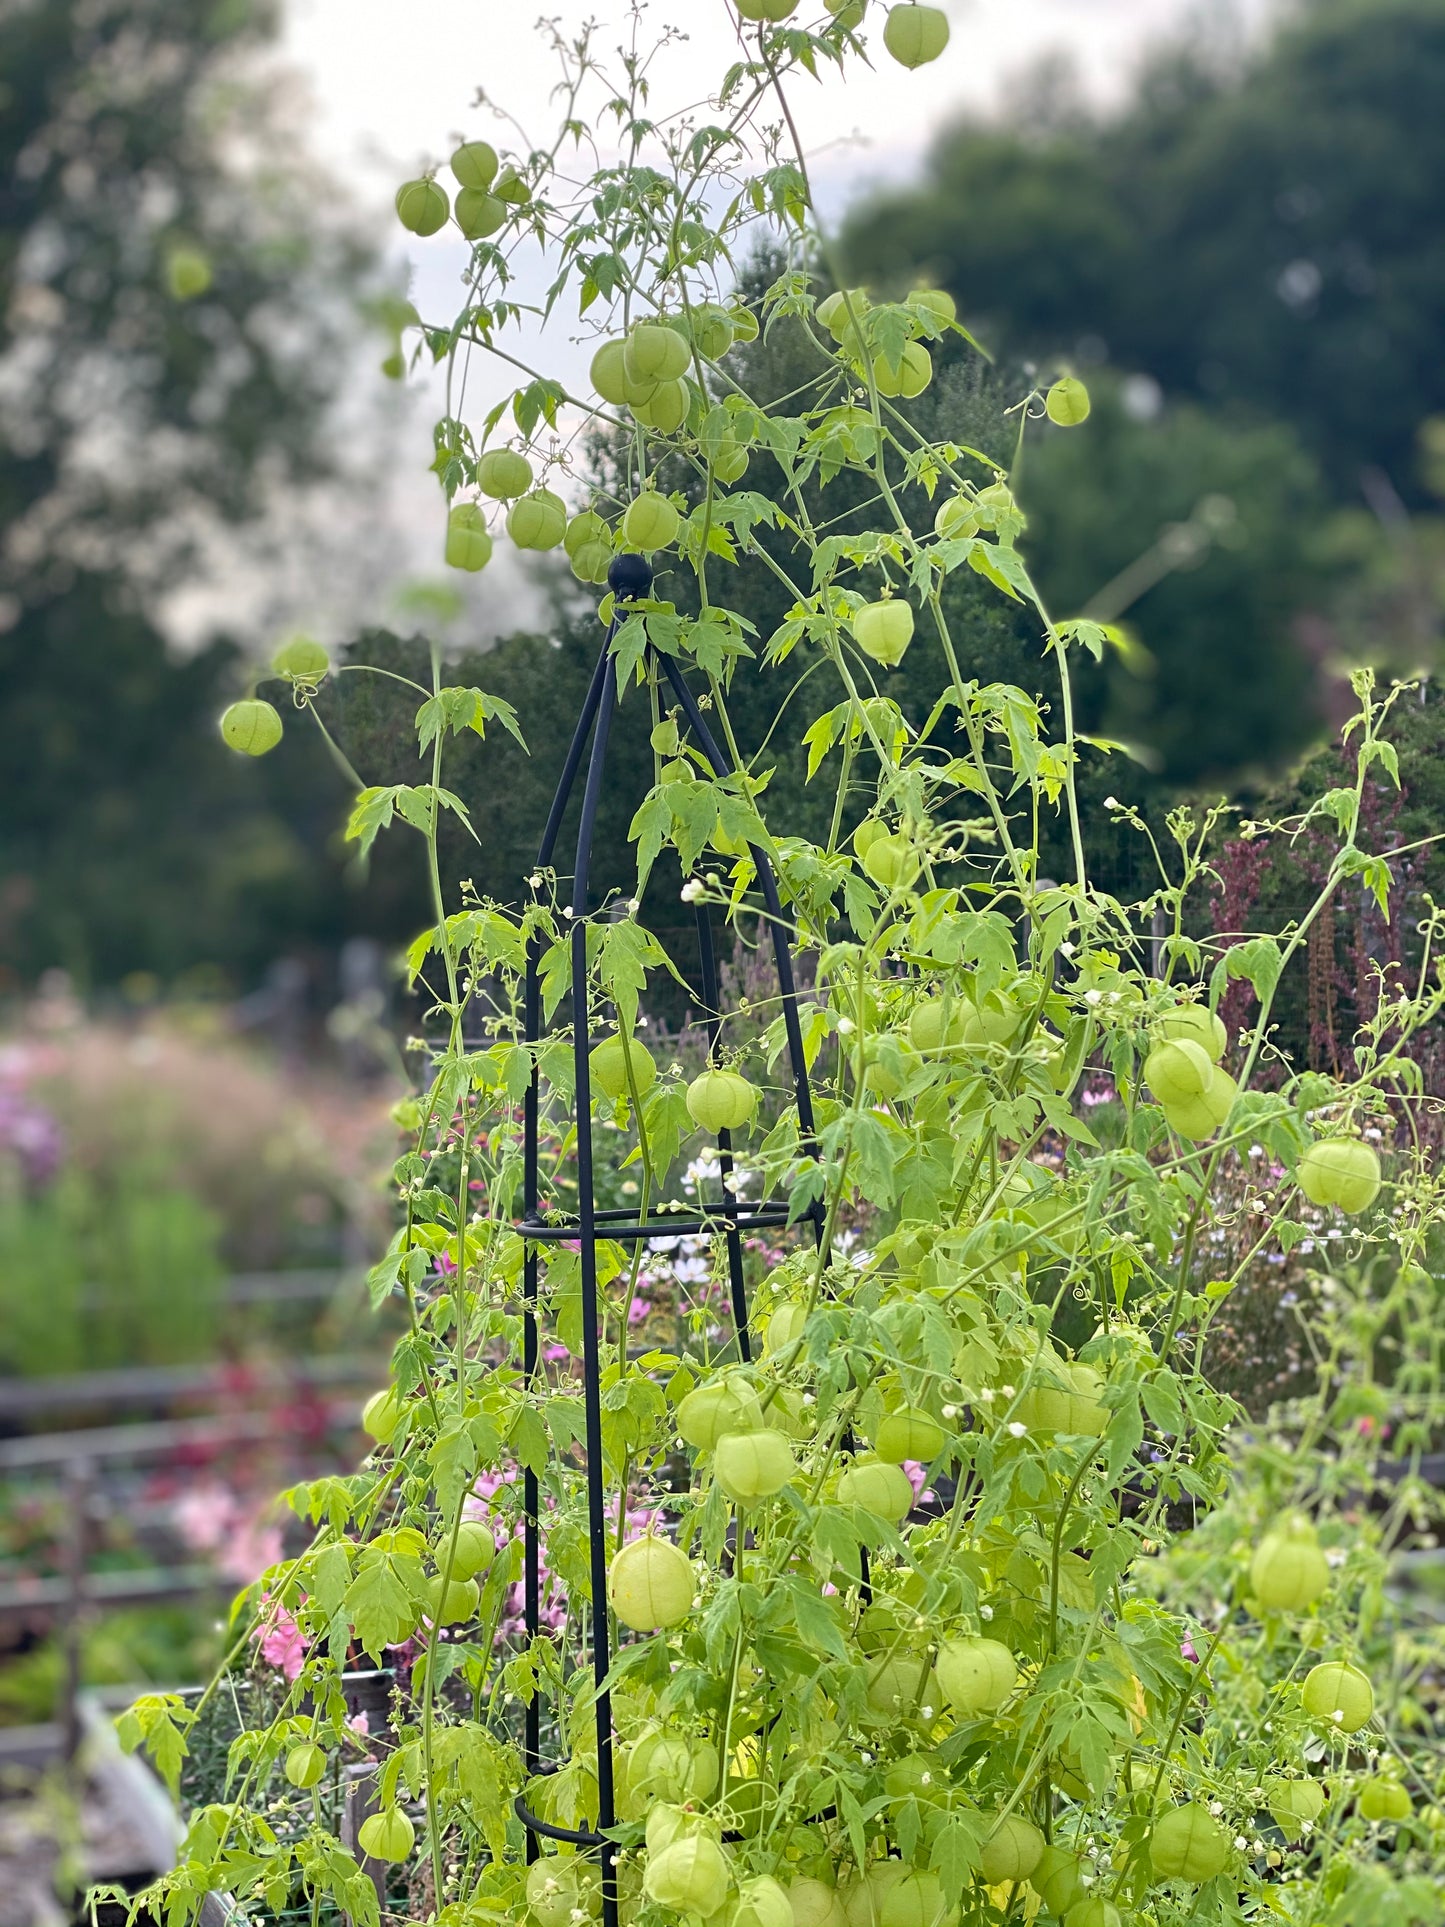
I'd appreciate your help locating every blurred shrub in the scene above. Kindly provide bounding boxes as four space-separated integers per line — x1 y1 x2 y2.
0 1170 221 1377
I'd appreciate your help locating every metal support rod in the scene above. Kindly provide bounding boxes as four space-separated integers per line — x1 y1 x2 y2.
696 902 751 1361
570 649 620 1927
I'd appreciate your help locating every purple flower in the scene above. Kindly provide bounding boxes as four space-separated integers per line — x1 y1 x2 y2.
0 1087 64 1188
1180 1639 1199 1663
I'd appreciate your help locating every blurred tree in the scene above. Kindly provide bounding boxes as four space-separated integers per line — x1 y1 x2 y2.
844 0 1445 501
0 0 375 990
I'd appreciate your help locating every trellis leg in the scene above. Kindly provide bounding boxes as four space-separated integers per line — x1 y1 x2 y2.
570 650 621 1927
695 903 752 1361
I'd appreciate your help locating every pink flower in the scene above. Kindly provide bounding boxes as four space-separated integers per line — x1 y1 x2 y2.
1181 1639 1199 1663
902 1461 928 1498
348 1710 370 1737
258 1601 307 1681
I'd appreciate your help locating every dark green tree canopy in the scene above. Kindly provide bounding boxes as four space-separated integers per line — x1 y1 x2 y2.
844 0 1445 498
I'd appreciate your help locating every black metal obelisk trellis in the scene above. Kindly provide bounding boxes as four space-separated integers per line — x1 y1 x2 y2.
512 554 823 1923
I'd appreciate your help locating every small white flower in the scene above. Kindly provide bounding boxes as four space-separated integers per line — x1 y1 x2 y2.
1209 1802 1224 1816
941 1404 958 1419
1059 940 1076 956
680 878 704 902
563 905 575 918
627 898 640 914
836 1015 855 1033
1008 1421 1027 1438
1234 1836 1249 1853
1001 1384 1016 1398
980 1604 994 1620
1083 988 1103 1006
1332 1710 1344 1724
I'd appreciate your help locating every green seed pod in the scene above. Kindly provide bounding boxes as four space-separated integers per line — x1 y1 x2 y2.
1358 1775 1411 1821
570 539 614 584
712 438 750 484
964 988 1023 1044
608 1533 696 1631
451 141 499 189
508 489 568 551
358 1806 415 1863
361 1387 402 1442
285 1741 326 1788
1063 1902 1119 1927
445 502 493 572
883 4 950 67
836 1457 914 1523
1145 1038 1215 1106
591 339 635 405
691 303 736 360
625 323 691 386
632 377 689 433
873 1406 945 1463
526 1858 602 1927
872 342 932 398
623 492 682 552
861 834 920 892
908 998 966 1053
842 1862 906 1927
1148 1804 1229 1882
764 1303 807 1356
877 1871 947 1927
1045 377 1091 426
590 1033 658 1102
734 0 800 19
395 179 449 236
934 495 979 540
645 1834 732 1915
165 246 212 301
714 1428 797 1504
1264 1777 1325 1840
677 1378 764 1450
1161 1066 1237 1141
455 189 505 239
935 1637 1017 1716
476 448 534 499
977 1815 1043 1886
730 1875 794 1927
564 510 611 559
426 1575 479 1624
728 304 760 344
787 1878 846 1927
686 1068 758 1133
1157 1002 1228 1060
862 1655 934 1724
1250 1515 1329 1611
1301 1660 1373 1732
492 163 530 204
1297 1139 1382 1214
1028 1846 1086 1916
908 288 956 326
826 0 867 24
853 599 914 666
450 1520 496 1581
220 699 283 757
271 635 329 681
1015 1360 1108 1436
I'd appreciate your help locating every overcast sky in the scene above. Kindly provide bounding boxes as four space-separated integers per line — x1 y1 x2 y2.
258 0 1275 646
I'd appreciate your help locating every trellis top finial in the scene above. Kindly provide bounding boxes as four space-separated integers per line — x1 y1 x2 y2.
607 551 653 601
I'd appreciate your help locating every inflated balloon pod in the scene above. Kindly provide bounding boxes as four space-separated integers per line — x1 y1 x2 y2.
514 554 824 1927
